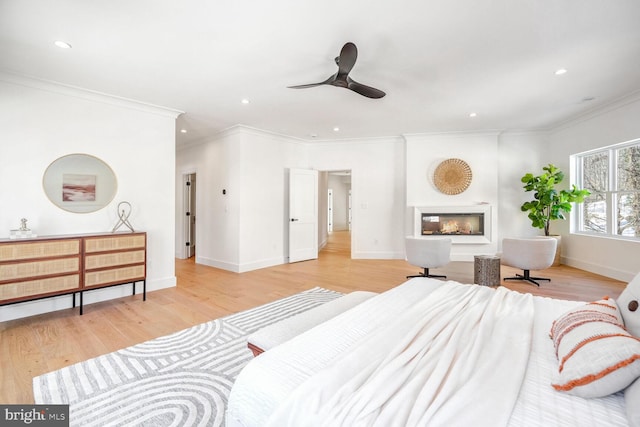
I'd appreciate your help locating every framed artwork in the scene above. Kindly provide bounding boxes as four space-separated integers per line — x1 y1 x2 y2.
43 153 117 213
62 173 96 202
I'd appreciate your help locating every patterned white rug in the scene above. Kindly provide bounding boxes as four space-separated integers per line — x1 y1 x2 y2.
33 287 341 427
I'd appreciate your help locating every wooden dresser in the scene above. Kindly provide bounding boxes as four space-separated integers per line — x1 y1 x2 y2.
0 231 146 315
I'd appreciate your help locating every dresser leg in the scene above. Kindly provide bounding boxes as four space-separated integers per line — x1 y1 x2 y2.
80 292 83 315
143 280 146 301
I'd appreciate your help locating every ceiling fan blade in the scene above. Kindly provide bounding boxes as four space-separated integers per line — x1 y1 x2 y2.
287 82 326 89
337 42 357 75
287 75 334 89
347 79 386 99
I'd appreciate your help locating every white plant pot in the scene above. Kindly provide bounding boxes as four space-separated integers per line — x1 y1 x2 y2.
549 235 561 266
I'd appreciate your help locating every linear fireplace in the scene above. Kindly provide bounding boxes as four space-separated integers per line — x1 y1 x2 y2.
413 206 492 244
421 212 484 236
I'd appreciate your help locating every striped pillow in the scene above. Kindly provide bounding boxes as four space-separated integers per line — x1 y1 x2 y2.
550 298 640 398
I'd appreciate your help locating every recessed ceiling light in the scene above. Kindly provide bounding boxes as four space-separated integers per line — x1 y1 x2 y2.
241 99 250 104
555 68 567 75
333 127 340 132
54 40 72 49
180 129 187 133
469 112 477 118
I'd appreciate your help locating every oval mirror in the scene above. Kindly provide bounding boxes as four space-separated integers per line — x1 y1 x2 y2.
43 153 117 213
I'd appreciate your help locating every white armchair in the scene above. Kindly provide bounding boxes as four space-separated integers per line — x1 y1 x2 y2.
405 236 452 279
501 237 557 286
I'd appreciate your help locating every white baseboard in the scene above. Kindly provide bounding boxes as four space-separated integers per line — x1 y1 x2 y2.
197 256 287 273
561 256 635 282
197 256 240 272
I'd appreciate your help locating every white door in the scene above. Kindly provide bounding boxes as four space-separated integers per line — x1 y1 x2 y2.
289 168 318 263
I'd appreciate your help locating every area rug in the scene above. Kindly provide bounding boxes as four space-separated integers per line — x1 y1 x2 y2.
33 287 341 427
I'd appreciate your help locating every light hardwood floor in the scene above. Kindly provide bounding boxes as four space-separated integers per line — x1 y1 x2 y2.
0 231 625 404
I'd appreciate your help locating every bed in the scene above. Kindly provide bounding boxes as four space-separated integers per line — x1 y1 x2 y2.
226 278 638 426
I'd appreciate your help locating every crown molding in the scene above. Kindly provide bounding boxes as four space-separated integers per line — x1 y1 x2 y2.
549 89 640 134
176 124 308 151
0 69 183 119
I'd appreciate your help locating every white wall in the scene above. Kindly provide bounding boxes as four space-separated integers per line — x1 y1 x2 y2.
545 94 640 281
177 131 406 267
307 137 406 259
237 129 306 271
0 74 179 321
176 126 307 272
497 131 548 243
405 132 501 260
328 174 350 231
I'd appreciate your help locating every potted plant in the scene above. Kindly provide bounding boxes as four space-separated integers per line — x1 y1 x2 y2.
520 164 590 264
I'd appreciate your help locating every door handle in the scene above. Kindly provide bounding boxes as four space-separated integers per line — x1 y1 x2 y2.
291 218 299 222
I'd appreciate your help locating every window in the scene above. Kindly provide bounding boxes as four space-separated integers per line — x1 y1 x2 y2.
575 138 640 238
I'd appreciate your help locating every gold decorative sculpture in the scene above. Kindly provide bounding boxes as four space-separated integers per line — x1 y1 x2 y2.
433 158 472 195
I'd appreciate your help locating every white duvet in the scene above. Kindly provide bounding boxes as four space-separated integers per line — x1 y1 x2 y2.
226 279 628 427
266 283 533 427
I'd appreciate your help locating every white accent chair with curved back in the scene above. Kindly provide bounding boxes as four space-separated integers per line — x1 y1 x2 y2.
405 236 452 280
501 237 558 286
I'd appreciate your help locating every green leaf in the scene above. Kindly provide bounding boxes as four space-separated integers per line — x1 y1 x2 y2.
518 163 589 232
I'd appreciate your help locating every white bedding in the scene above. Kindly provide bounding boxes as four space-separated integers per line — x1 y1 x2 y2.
226 279 628 427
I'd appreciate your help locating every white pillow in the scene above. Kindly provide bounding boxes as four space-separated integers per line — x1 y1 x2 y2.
627 378 640 427
550 297 640 398
617 272 640 337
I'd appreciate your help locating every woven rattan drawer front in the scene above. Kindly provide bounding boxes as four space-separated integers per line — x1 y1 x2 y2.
85 234 145 253
0 257 80 281
84 265 145 288
0 274 80 301
85 250 145 270
0 240 80 262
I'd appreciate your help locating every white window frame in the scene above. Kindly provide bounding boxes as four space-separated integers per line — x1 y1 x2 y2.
573 137 640 241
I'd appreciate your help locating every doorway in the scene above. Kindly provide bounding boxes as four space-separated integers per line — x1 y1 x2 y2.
183 173 196 258
326 170 352 254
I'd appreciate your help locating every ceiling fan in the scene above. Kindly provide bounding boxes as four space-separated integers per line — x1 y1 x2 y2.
288 42 386 99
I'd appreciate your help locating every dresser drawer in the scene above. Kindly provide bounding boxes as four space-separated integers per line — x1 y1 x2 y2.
85 234 145 253
85 250 145 270
0 240 80 262
84 265 145 288
0 274 80 301
0 257 80 282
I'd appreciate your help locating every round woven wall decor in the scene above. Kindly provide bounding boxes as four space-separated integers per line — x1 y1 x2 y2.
433 158 472 195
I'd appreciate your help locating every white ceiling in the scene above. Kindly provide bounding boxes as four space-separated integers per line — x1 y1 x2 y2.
2 0 640 146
